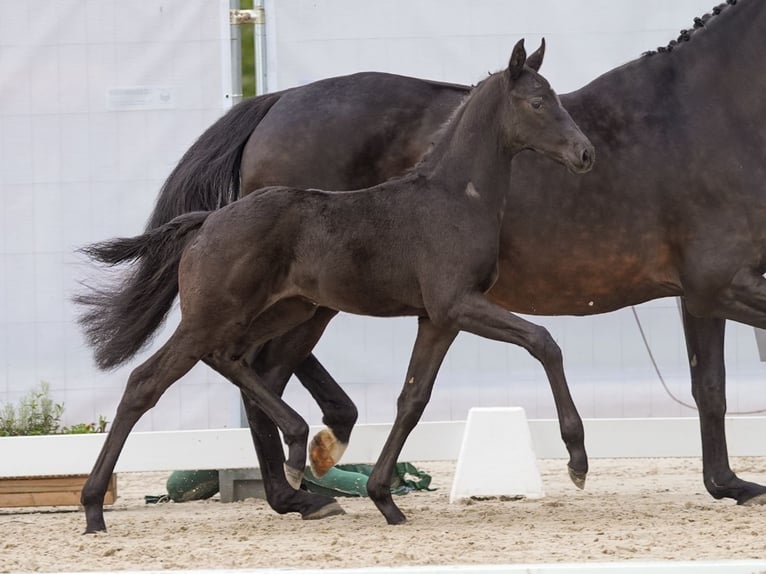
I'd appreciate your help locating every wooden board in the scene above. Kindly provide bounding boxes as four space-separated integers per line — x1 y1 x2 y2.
0 474 116 508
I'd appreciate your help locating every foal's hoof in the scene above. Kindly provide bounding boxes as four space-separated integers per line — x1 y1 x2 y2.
284 463 305 490
309 428 348 478
740 492 766 506
302 501 346 520
568 465 587 490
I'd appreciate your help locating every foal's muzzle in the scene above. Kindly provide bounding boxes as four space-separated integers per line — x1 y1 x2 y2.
569 143 596 174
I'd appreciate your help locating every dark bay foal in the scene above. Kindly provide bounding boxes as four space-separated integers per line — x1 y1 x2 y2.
77 40 593 530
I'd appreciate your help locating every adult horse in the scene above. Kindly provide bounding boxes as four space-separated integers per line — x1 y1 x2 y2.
77 41 594 531
118 0 764 519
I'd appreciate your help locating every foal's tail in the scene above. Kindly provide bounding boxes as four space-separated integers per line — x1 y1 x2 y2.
145 91 283 231
75 212 211 371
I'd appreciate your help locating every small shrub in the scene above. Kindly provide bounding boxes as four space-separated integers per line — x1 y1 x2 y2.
0 382 63 436
0 383 107 436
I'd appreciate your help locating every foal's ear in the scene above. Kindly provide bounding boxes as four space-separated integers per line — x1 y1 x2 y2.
526 38 546 72
508 38 527 81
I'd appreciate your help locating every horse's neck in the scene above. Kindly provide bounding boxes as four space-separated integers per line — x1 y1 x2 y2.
672 0 766 102
576 0 766 118
418 82 513 214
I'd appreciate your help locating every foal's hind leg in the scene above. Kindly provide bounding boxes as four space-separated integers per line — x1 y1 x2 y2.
681 300 766 506
366 317 458 524
81 329 203 533
241 307 353 517
432 293 587 487
207 353 345 519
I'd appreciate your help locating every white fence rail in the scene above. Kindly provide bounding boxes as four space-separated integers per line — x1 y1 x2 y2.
3 417 765 478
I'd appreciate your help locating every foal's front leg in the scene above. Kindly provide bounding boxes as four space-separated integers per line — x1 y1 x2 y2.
366 317 458 524
436 293 587 486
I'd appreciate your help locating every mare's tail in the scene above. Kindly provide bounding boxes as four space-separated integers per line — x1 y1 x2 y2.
75 212 211 371
146 91 283 230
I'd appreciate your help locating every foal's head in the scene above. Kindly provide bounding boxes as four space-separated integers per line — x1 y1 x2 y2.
500 39 595 174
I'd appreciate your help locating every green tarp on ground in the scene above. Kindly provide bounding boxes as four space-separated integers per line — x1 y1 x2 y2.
145 463 433 503
303 462 433 497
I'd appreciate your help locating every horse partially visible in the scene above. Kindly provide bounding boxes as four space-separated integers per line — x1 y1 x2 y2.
89 0 766 519
76 40 594 531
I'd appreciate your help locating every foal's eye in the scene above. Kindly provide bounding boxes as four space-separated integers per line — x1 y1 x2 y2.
530 98 543 110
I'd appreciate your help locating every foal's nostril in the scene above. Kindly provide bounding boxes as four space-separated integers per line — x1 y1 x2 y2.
581 148 592 166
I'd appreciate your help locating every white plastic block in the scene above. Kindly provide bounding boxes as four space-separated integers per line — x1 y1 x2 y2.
449 407 544 502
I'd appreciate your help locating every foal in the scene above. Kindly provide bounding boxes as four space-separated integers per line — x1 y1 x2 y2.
78 39 594 531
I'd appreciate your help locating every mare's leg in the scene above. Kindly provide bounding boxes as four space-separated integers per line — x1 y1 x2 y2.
432 293 587 486
296 354 358 475
367 317 458 524
239 307 351 518
208 353 344 519
81 329 203 533
681 299 766 505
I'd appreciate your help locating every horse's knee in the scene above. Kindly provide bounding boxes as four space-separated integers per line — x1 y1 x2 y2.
528 325 562 365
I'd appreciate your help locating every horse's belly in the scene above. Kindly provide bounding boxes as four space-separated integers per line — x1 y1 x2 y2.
490 253 682 316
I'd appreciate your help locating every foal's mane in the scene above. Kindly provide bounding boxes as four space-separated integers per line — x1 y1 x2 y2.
407 72 503 176
642 0 739 56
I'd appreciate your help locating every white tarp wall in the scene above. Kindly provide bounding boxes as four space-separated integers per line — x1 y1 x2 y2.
0 0 240 432
263 0 766 424
2 0 764 436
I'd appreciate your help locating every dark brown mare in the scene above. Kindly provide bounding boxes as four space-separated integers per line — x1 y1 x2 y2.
125 0 766 520
76 41 594 531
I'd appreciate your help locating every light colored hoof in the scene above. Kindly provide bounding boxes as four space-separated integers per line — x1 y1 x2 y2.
568 465 587 490
309 428 348 478
284 463 304 490
742 492 766 506
302 501 346 520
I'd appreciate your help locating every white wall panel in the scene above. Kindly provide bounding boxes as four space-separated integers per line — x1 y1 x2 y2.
0 0 237 432
3 0 763 436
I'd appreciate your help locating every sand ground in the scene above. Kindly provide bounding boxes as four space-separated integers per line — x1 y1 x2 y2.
2 457 766 572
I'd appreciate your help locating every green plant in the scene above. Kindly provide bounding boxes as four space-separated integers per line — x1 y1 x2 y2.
61 415 109 435
0 382 63 436
0 383 108 436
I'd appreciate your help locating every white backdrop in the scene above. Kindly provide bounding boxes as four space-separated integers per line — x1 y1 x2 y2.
0 0 240 432
1 1 764 435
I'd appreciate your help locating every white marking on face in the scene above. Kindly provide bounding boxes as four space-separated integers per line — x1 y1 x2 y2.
691 354 698 368
465 181 480 199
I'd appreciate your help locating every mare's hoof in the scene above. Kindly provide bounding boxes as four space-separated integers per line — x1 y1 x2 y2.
385 512 408 525
283 463 305 490
740 492 766 506
568 465 587 490
309 428 348 478
302 501 346 520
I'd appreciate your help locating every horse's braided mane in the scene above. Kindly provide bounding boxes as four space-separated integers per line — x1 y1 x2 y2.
642 0 738 57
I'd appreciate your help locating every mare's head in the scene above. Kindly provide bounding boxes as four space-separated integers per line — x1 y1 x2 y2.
501 39 595 174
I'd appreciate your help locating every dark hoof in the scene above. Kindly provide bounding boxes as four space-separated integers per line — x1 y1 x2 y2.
740 492 766 506
302 500 345 520
385 513 407 525
568 465 587 490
